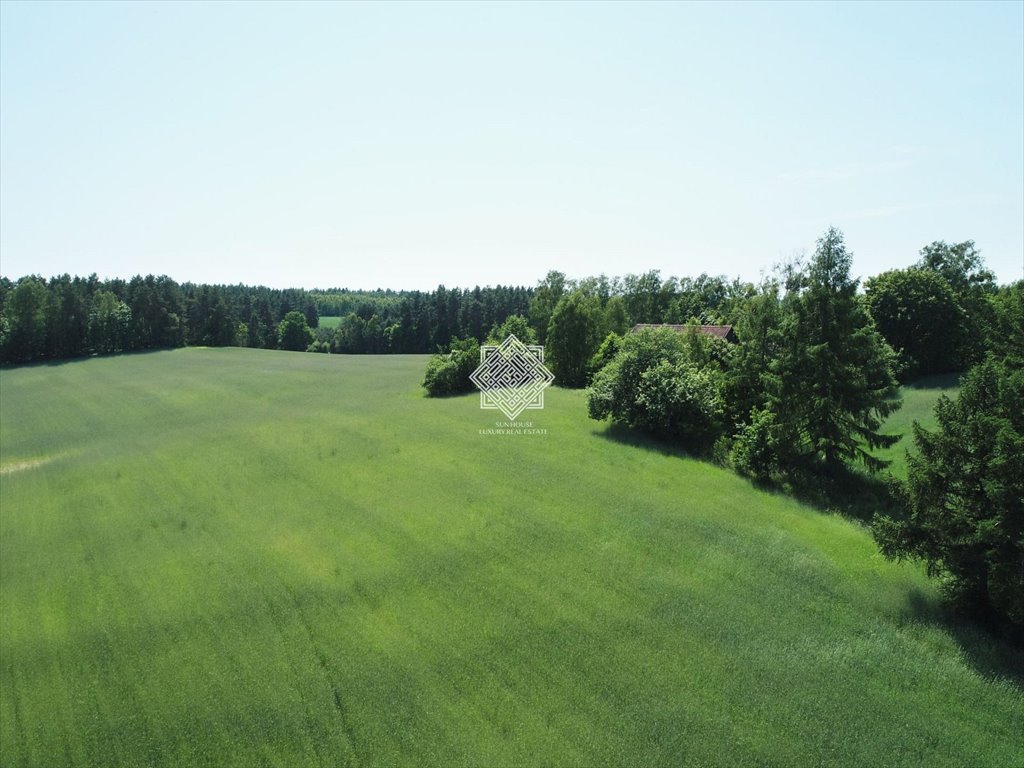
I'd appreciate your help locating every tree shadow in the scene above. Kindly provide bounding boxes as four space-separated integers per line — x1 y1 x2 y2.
1 347 177 370
777 466 901 525
594 418 1024 676
592 421 706 462
595 422 900 524
904 372 962 391
902 588 1024 686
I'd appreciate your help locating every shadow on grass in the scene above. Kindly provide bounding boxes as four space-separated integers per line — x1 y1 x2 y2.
903 589 1024 687
595 418 1024 671
595 422 899 525
592 422 698 461
903 372 962 391
775 466 902 525
1 347 179 370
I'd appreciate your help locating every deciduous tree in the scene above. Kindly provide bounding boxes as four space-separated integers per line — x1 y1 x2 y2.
277 310 314 351
546 291 602 388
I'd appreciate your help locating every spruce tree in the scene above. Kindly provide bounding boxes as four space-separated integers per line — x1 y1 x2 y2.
770 228 901 474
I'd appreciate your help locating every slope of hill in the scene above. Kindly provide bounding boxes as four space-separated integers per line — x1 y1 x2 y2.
0 350 1020 767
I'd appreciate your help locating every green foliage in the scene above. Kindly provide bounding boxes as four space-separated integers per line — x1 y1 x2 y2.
589 328 684 423
915 240 997 366
2 277 48 362
864 267 968 376
546 291 603 388
730 406 782 481
528 270 566 345
277 310 314 351
587 332 622 379
988 280 1024 370
588 327 728 451
727 281 782 426
916 239 996 293
873 359 1024 631
88 290 133 354
487 314 536 345
622 270 664 323
769 228 901 474
603 295 630 336
422 337 479 396
665 273 751 325
634 359 726 446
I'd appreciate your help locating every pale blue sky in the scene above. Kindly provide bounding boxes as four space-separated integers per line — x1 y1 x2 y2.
2 0 1022 290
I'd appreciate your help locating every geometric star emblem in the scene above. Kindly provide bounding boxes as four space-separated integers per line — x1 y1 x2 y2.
469 334 555 421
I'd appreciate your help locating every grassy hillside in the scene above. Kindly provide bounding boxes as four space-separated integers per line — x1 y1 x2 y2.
1 350 1019 767
875 373 962 478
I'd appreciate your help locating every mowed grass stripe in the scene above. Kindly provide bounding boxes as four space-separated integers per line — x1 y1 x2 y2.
1 349 1020 767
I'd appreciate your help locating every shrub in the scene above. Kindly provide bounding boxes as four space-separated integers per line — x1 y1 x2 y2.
730 407 781 481
587 332 622 381
588 327 728 451
635 359 725 445
423 337 479 396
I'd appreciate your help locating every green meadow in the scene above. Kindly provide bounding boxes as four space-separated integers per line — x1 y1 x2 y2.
874 373 961 479
0 350 1020 767
318 316 342 329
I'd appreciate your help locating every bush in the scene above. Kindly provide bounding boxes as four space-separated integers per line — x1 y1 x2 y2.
423 337 479 396
730 407 781 481
587 332 622 381
588 327 729 451
635 359 725 445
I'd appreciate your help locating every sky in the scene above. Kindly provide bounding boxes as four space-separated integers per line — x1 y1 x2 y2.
1 0 1022 291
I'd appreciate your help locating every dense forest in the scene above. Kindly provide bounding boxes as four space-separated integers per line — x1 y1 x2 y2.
0 270 753 364
0 276 532 363
0 238 1016 374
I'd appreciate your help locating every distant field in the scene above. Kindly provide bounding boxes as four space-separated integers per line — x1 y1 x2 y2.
874 373 962 478
318 315 342 328
1 351 1020 767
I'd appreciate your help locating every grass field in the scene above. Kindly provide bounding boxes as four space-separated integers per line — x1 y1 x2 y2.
318 316 342 329
874 373 962 479
1 350 1020 767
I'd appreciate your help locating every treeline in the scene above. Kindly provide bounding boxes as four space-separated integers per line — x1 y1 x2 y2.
316 285 533 354
423 239 1014 397
1 270 760 364
0 274 320 364
0 275 538 364
1 239 1014 371
317 275 753 355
